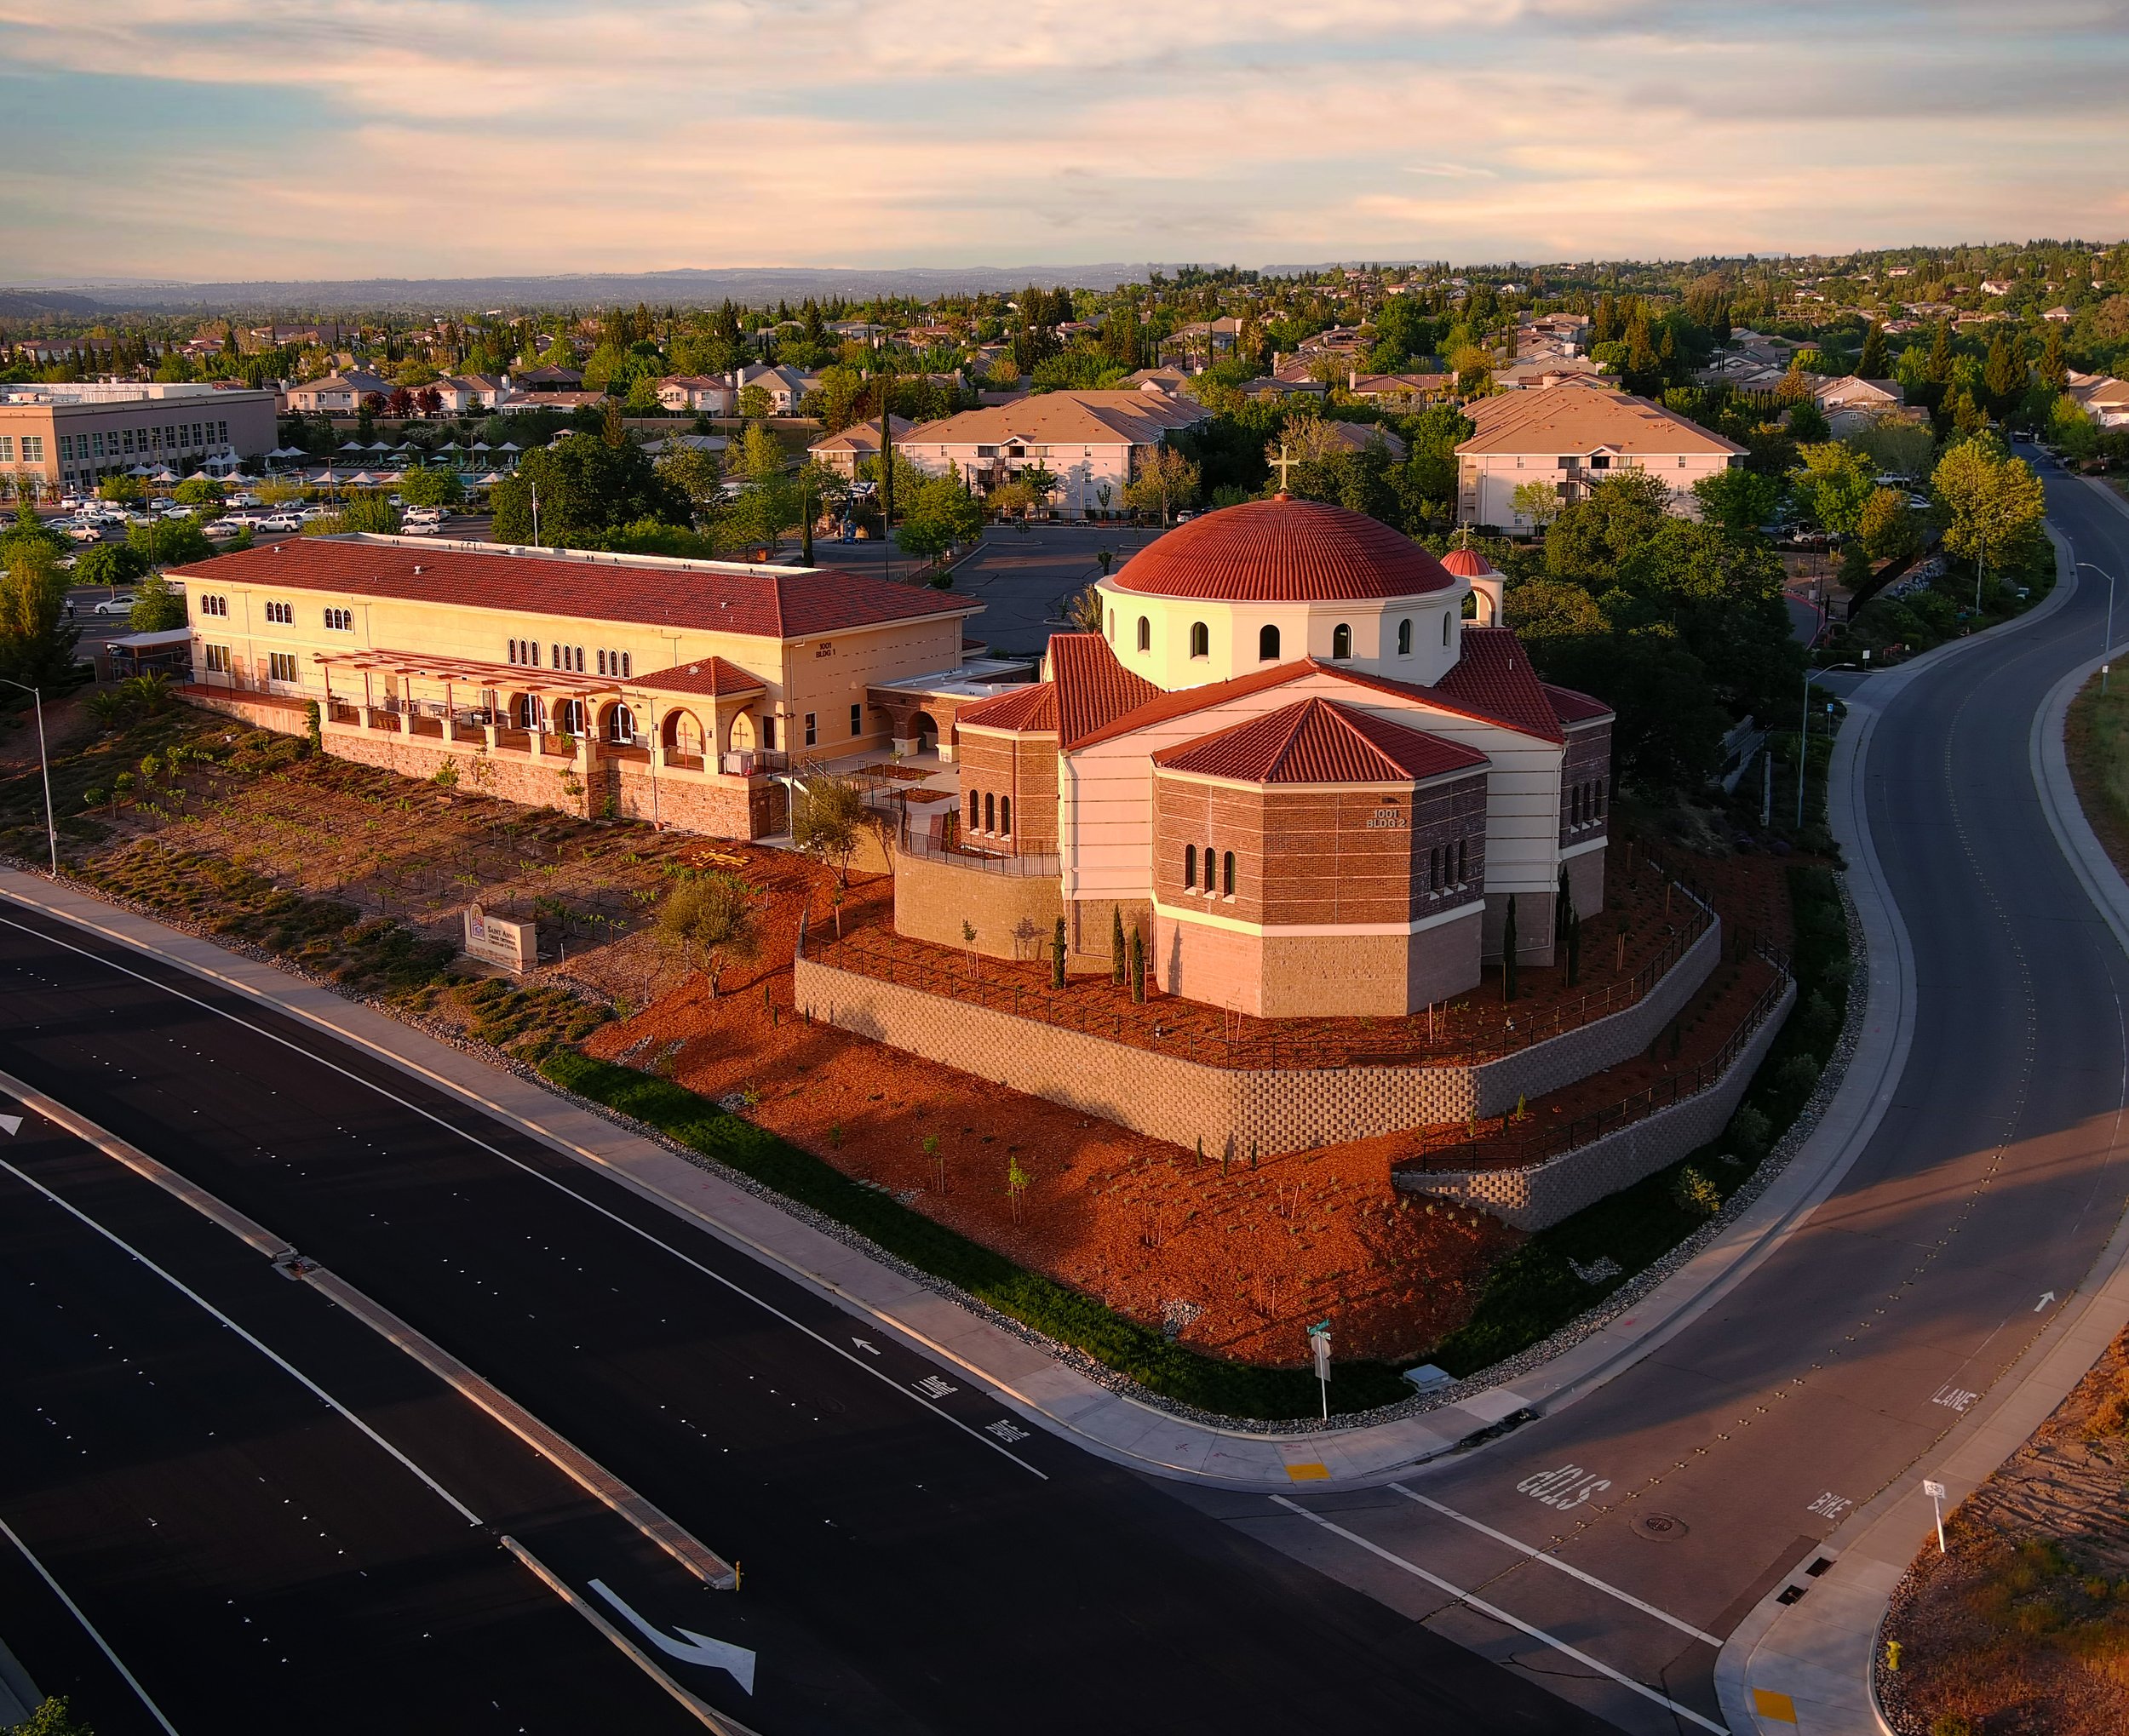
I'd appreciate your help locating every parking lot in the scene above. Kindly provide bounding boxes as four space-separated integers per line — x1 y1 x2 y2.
938 522 1167 655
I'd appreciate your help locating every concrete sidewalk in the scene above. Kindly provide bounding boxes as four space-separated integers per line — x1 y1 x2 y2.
1718 506 2129 1734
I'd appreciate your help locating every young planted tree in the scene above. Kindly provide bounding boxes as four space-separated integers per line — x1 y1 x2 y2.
793 775 868 887
656 871 758 998
1051 915 1067 989
1110 905 1127 984
1129 925 1146 1005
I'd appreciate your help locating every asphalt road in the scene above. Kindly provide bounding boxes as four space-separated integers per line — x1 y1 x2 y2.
0 1109 741 1736
0 906 1602 1735
1237 467 2129 1730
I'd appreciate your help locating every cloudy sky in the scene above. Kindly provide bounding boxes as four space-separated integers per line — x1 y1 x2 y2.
3 0 2126 281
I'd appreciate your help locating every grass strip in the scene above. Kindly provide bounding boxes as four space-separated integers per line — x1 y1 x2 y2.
541 1046 1413 1420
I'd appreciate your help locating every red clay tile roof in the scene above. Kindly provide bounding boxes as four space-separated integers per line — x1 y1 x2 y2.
1438 547 1501 578
1065 656 1315 750
1109 496 1455 603
1154 697 1487 786
1429 627 1566 741
631 656 766 697
1541 681 1613 725
169 536 978 639
1047 633 1161 748
956 682 1059 732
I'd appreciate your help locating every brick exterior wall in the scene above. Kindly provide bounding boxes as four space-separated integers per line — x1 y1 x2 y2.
1392 977 1793 1229
893 847 1063 961
956 729 1059 855
1154 906 1483 1017
1557 719 1613 848
794 909 1718 1158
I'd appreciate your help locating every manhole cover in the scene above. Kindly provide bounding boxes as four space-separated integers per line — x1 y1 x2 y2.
1633 1512 1688 1541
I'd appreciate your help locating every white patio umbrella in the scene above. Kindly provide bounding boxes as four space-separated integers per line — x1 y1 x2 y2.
479 470 507 483
339 440 366 453
347 471 378 484
496 441 522 452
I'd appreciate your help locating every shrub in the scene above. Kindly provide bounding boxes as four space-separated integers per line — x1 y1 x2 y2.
1671 1164 1721 1218
1729 1104 1773 1160
1773 1054 1822 1102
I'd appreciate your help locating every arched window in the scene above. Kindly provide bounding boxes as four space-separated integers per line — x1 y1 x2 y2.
508 639 519 665
1456 839 1468 884
1442 611 1452 648
999 795 1012 835
1397 618 1412 656
984 792 996 833
668 710 703 756
558 698 586 737
606 703 636 745
1189 621 1209 659
1136 616 1151 653
1331 622 1352 661
1184 844 1197 889
1107 610 1116 639
1222 851 1237 896
1570 787 1581 826
1429 846 1441 891
516 694 545 732
968 789 980 830
1259 623 1280 662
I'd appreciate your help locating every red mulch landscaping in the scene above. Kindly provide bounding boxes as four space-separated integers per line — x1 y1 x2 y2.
585 837 1799 1367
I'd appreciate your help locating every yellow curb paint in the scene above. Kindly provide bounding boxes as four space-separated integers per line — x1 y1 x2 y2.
1750 1687 1798 1723
1284 1463 1330 1481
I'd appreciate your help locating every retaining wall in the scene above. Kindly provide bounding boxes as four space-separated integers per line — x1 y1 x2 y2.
793 914 1719 1159
1392 977 1795 1230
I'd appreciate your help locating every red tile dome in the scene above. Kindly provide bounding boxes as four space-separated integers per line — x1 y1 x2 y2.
1110 496 1456 602
1438 547 1500 578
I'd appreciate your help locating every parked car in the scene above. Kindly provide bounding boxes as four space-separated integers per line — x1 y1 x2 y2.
400 518 443 535
296 507 334 523
225 491 261 508
258 514 301 533
203 519 244 539
65 524 102 542
90 594 137 616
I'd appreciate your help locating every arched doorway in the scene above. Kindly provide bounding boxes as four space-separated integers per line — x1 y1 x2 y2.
514 693 546 733
604 701 638 745
729 709 755 753
909 710 939 753
664 708 706 763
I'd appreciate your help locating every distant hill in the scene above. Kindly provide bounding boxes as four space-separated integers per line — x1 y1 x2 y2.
14 264 1174 314
0 288 114 318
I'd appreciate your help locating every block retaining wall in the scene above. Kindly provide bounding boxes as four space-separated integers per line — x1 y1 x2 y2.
792 915 1719 1160
1392 977 1794 1230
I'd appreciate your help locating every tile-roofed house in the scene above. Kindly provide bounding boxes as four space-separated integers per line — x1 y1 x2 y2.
1455 387 1746 529
1345 372 1455 404
2070 371 2129 428
1153 696 1487 785
285 370 393 414
807 415 915 476
656 375 736 414
901 389 1210 519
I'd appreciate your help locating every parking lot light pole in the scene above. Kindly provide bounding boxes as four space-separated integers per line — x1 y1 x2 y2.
0 678 59 874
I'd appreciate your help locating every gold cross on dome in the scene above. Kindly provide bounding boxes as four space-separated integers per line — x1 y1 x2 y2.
1271 444 1298 490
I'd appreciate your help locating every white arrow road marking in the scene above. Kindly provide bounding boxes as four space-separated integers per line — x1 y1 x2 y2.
2035 1292 2057 1311
0 1114 21 1137
589 1579 755 1694
851 1338 881 1355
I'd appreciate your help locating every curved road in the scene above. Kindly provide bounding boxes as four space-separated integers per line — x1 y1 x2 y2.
1243 468 2129 1729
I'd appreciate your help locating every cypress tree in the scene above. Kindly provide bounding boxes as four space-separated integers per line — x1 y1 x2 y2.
1052 916 1067 989
1110 905 1127 983
1856 321 1886 380
1502 895 1519 1003
1129 926 1146 1005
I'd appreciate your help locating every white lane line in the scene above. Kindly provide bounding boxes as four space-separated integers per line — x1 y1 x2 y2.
1387 1483 1721 1647
0 911 1047 1481
0 1514 182 1736
0 1155 484 1527
1268 1497 1726 1735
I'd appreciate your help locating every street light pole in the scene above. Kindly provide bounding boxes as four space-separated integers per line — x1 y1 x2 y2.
2078 562 2117 694
0 678 59 874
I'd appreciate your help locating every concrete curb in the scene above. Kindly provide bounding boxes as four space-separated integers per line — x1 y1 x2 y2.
1717 526 2129 1735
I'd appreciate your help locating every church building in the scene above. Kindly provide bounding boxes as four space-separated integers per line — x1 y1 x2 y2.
902 497 1613 1018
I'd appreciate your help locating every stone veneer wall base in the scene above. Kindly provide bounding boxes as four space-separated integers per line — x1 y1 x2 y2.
1393 977 1795 1230
793 914 1719 1160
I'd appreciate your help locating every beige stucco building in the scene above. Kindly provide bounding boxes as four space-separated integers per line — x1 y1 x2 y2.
0 382 278 499
172 535 984 839
895 498 1613 1018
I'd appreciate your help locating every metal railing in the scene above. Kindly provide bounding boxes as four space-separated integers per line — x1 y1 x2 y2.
1401 965 1791 1172
894 829 1061 877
